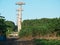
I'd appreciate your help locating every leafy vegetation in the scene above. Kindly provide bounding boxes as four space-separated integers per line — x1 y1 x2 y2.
5 21 16 34
34 39 60 45
0 16 7 37
0 16 16 37
19 18 60 38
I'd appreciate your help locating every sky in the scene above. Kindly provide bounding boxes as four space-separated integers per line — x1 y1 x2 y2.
0 0 60 24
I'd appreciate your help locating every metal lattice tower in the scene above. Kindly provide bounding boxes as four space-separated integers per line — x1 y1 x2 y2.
16 2 25 32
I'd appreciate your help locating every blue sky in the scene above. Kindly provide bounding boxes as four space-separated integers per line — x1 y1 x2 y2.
0 0 60 24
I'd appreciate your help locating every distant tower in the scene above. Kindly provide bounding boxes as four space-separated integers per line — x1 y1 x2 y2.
16 2 25 32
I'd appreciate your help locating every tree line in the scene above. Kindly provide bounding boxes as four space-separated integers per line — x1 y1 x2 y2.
19 18 60 38
0 15 60 39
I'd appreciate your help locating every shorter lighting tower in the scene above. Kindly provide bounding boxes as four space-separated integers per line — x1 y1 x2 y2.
16 2 25 32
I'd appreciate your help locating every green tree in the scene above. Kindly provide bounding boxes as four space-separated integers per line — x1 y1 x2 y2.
0 16 7 37
5 21 15 34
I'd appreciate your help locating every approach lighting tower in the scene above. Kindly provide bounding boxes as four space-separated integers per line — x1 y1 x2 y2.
16 2 25 32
